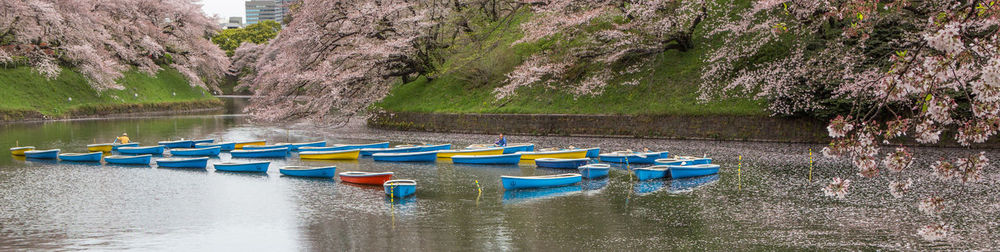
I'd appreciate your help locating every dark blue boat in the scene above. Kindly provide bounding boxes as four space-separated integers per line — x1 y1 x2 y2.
634 165 670 181
372 151 438 162
502 173 582 190
213 161 270 173
534 158 589 169
577 164 610 179
279 166 336 178
24 149 60 159
384 180 417 198
104 154 152 165
170 146 222 156
230 148 288 158
667 164 720 179
195 142 236 151
450 154 522 165
156 157 209 168
117 146 165 155
58 152 102 162
158 140 195 149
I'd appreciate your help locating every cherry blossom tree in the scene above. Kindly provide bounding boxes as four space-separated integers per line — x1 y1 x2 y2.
0 0 228 91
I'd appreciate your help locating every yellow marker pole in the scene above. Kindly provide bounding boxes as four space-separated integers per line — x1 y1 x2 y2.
738 155 742 191
809 149 813 182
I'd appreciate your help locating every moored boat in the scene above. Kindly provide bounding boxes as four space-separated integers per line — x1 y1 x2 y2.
158 140 195 149
516 149 588 160
408 143 451 152
213 161 270 172
230 148 287 158
673 156 713 165
24 149 60 159
372 151 438 162
451 153 522 165
242 144 291 151
634 165 671 181
598 151 666 164
360 146 421 156
653 158 695 166
501 143 535 154
667 164 720 179
195 142 236 151
117 145 165 155
384 179 417 198
339 171 394 185
280 166 337 178
104 154 152 165
298 142 390 152
584 147 600 158
284 141 326 151
298 149 360 160
501 173 582 190
534 158 590 169
156 157 209 168
233 140 267 149
192 139 215 144
58 152 103 162
578 164 611 179
111 142 139 151
87 143 114 152
9 146 35 156
170 146 222 156
438 148 505 158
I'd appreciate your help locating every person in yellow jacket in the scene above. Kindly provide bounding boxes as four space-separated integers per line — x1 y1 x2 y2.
114 133 130 144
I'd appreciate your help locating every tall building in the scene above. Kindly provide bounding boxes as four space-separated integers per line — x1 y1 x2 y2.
220 16 243 30
245 0 293 25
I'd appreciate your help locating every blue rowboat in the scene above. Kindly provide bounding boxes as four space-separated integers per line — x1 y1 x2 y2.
372 151 438 162
598 151 666 164
195 142 236 151
170 146 222 156
451 154 522 165
534 158 589 169
384 180 417 198
360 146 421 156
156 157 209 168
117 146 165 155
213 161 270 172
413 144 451 152
502 185 581 204
279 166 336 178
286 141 326 151
298 142 390 152
634 165 671 181
653 158 695 166
58 152 102 162
500 144 535 154
667 164 720 179
111 143 139 151
158 140 195 149
578 164 610 179
674 156 712 165
243 144 291 151
584 147 600 158
105 154 152 165
231 148 287 158
502 173 582 190
192 139 214 144
24 149 60 159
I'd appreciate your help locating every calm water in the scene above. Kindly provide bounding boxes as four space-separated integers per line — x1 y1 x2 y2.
2 98 998 250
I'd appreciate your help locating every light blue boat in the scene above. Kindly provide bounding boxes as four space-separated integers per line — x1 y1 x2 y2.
298 142 390 152
195 142 236 151
502 185 581 204
104 154 152 165
384 180 417 198
231 148 287 158
111 143 139 151
502 144 535 154
242 144 291 151
156 157 209 168
170 146 222 156
414 144 451 152
451 154 522 165
653 158 695 166
213 161 270 173
667 164 720 179
634 165 671 181
534 158 589 169
584 147 600 158
287 141 326 151
598 151 666 164
674 156 713 165
192 139 215 145
58 152 102 162
117 146 165 155
279 166 336 178
502 173 582 190
372 151 438 162
158 140 195 149
577 163 610 179
24 149 60 159
360 146 421 156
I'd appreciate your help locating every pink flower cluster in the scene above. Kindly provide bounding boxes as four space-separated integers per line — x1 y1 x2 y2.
822 177 851 199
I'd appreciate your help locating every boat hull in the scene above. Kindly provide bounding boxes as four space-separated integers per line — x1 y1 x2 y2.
517 149 588 160
372 151 438 162
234 140 267 149
578 164 610 179
439 148 505 158
105 155 152 165
195 142 236 151
192 139 214 144
242 145 291 151
502 174 582 190
668 164 720 179
170 147 222 156
360 146 421 156
598 152 665 164
501 144 535 154
280 166 337 178
214 161 270 172
156 158 209 168
158 140 194 149
58 152 103 162
24 149 60 159
451 154 522 165
111 143 139 151
340 172 394 185
634 166 671 181
117 146 165 155
231 148 287 158
415 144 451 152
289 141 326 151
534 158 589 169
10 147 35 156
298 150 360 160
384 180 417 198
87 144 114 152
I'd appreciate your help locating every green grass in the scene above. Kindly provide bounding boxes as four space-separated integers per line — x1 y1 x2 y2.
0 66 217 116
375 5 766 116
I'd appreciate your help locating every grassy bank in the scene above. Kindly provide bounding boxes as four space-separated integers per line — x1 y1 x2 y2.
0 66 220 120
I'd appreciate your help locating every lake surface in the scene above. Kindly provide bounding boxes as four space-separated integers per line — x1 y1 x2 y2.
1 98 998 250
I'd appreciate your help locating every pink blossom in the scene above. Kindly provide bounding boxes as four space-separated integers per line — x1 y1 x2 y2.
827 115 854 138
917 222 951 241
883 147 913 173
822 177 851 199
918 196 946 216
888 179 912 198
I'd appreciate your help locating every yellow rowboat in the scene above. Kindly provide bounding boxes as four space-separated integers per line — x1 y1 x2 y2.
516 149 588 160
87 143 115 152
10 146 35 156
234 140 267 149
299 149 361 160
438 148 504 158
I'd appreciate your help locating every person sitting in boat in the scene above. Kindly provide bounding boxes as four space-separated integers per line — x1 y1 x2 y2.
114 133 130 144
494 133 507 147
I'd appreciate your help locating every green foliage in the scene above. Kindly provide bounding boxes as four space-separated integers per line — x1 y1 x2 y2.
211 20 282 56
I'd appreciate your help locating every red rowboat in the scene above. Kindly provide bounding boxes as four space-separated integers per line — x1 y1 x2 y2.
339 171 394 185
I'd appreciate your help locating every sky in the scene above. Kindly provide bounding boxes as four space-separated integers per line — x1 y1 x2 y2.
199 0 245 22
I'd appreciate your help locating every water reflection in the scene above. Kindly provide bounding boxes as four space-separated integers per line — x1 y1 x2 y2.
502 185 582 204
668 175 719 193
